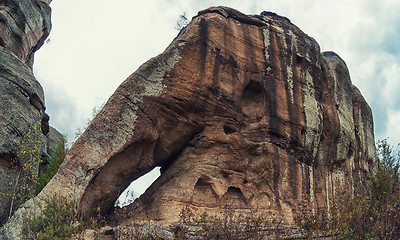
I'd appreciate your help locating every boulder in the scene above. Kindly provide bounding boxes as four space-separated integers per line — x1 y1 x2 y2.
0 0 59 227
1 6 377 239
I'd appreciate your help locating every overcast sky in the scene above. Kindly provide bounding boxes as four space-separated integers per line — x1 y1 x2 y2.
33 0 400 198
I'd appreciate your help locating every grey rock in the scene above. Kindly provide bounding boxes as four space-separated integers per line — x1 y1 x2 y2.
0 0 52 67
0 46 47 226
0 0 57 229
1 6 377 240
47 127 64 157
40 126 64 173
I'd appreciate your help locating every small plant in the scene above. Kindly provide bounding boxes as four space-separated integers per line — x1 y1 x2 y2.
3 122 42 221
174 205 195 239
74 102 105 140
294 199 319 239
194 207 267 239
330 139 400 239
15 122 42 198
114 188 136 208
35 136 67 195
377 138 400 176
340 223 357 240
174 12 189 31
22 195 88 240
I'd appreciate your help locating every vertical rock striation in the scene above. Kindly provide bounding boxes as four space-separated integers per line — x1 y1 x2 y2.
1 6 376 239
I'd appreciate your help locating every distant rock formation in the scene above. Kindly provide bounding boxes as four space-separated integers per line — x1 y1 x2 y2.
1 6 377 239
0 0 61 227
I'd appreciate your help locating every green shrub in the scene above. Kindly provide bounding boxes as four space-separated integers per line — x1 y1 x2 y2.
22 195 89 240
74 102 105 140
35 137 67 195
193 209 267 239
293 139 400 239
17 122 42 198
377 139 400 176
5 122 42 221
339 188 400 239
335 139 400 239
294 200 320 239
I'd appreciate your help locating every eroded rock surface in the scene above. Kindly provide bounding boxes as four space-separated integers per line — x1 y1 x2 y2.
0 0 58 227
0 0 51 67
1 6 376 239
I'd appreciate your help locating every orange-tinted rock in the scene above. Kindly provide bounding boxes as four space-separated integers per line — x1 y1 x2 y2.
2 6 377 238
0 0 51 66
62 6 377 222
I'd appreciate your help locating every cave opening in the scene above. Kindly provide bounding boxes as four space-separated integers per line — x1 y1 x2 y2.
241 80 266 118
114 166 161 208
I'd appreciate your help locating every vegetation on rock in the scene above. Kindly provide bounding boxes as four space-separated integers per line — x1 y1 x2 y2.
337 139 400 239
294 139 400 239
2 123 42 222
19 138 400 239
22 195 90 240
35 136 67 196
74 102 105 141
174 12 189 31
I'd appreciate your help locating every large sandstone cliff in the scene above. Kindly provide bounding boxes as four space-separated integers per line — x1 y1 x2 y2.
0 0 61 226
1 6 376 239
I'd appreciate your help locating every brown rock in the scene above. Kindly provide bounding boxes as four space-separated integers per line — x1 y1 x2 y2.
1 6 377 239
0 0 51 67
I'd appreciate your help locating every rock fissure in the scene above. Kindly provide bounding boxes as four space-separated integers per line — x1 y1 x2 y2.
0 6 377 239
0 0 62 232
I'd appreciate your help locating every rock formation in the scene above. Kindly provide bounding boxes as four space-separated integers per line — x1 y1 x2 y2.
0 0 60 226
1 6 376 239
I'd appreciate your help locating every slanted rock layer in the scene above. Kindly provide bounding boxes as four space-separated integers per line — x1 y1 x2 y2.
0 0 59 227
1 6 376 239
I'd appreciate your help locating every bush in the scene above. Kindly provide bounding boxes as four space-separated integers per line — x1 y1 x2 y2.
4 122 42 222
193 209 267 239
16 122 42 198
293 139 400 239
35 137 67 195
22 195 87 240
339 139 400 239
294 199 320 239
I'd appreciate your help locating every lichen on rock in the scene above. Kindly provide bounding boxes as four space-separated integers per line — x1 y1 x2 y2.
0 0 60 230
1 5 377 240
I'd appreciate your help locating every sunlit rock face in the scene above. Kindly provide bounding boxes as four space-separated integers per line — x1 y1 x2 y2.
109 7 376 223
2 7 376 237
0 0 59 228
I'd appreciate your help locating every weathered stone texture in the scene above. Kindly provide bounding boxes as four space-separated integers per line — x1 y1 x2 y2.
1 6 377 239
0 0 57 228
0 0 51 67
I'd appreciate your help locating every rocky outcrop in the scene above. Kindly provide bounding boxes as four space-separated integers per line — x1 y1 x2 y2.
0 0 58 227
1 6 376 239
0 0 51 68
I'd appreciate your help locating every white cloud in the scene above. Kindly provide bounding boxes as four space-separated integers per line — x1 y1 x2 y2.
382 62 400 107
383 110 400 146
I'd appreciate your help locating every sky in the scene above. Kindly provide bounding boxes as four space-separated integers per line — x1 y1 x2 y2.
33 0 400 198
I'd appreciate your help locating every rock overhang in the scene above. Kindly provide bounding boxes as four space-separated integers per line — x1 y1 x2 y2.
1 7 377 238
80 6 376 222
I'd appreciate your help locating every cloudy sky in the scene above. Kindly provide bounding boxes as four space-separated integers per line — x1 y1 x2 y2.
33 0 400 198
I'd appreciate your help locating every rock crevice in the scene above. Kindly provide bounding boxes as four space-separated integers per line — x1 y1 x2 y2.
0 0 59 229
1 6 376 239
